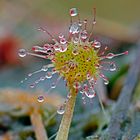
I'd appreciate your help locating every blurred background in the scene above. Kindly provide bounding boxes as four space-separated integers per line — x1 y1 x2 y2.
0 0 140 140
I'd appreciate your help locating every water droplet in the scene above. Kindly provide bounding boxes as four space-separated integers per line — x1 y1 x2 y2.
60 38 67 45
53 43 60 51
93 40 101 48
80 88 84 93
59 45 68 52
57 105 65 114
104 79 109 85
78 22 82 26
59 34 64 39
42 65 48 71
81 30 88 40
51 82 56 88
28 73 32 77
110 63 116 71
85 90 96 98
106 53 114 59
30 84 35 88
18 49 27 57
40 76 45 81
35 80 39 84
45 72 52 79
43 44 50 50
69 23 80 34
37 95 44 103
73 37 79 44
69 8 78 17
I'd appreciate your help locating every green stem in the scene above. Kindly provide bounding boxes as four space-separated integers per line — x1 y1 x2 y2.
55 88 77 140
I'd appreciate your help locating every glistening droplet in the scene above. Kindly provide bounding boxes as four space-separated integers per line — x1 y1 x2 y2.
104 79 109 85
57 105 65 114
69 23 80 34
93 40 101 48
59 45 68 52
18 49 27 57
81 30 88 40
110 63 116 71
30 84 35 88
51 82 56 89
42 65 48 71
60 38 67 45
106 53 114 59
37 95 44 103
69 8 78 17
85 90 96 98
45 72 52 79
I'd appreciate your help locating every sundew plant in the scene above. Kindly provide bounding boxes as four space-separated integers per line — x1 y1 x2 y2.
19 8 128 140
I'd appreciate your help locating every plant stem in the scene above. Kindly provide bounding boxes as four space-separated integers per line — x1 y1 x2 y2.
30 107 48 140
55 88 77 140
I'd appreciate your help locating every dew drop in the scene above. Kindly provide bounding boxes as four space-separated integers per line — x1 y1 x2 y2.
80 88 84 94
46 72 52 79
28 73 32 77
110 63 116 71
69 23 80 34
37 95 44 103
93 40 101 48
35 80 39 84
81 30 88 40
30 84 35 88
43 44 50 50
78 22 82 26
57 105 65 115
69 8 78 17
53 43 60 51
73 37 79 44
59 34 64 39
85 90 96 98
18 49 27 57
42 65 48 71
59 45 68 52
60 38 67 45
104 79 109 85
51 82 56 89
106 53 114 59
40 76 45 81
